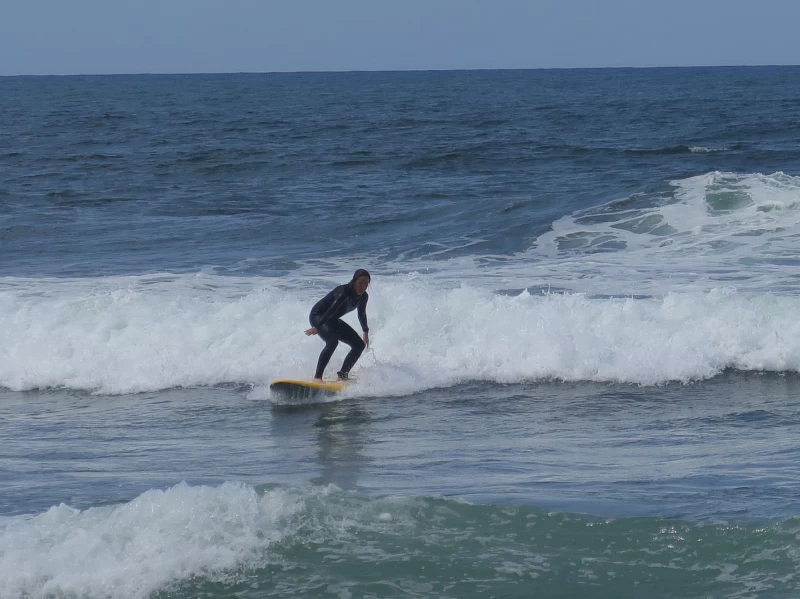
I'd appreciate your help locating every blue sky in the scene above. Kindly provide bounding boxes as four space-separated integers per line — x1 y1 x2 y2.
2 0 799 75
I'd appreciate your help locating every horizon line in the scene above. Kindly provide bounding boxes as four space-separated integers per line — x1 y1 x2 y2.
2 63 799 78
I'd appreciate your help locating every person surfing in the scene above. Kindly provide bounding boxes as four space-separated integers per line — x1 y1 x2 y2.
305 269 371 382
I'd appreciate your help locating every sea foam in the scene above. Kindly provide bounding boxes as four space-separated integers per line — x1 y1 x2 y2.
0 482 301 599
2 274 800 395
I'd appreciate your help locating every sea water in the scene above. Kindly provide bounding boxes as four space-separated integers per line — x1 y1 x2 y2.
3 68 800 598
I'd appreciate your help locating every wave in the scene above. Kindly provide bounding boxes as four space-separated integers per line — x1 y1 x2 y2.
517 171 800 296
2 274 800 394
0 482 301 599
620 145 729 155
5 171 800 395
689 145 728 153
283 170 800 299
2 482 798 599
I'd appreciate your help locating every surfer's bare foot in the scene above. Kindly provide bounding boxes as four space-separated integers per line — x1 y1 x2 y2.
313 377 323 382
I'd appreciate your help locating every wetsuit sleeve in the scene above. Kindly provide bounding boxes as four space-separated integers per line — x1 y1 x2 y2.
314 286 347 328
358 292 369 332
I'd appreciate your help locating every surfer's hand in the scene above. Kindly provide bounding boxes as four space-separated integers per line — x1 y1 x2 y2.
305 327 318 336
363 331 369 348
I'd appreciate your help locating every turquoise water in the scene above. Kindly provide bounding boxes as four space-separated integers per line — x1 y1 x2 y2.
3 68 800 597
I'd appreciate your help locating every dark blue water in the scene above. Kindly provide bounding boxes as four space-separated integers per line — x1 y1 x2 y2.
3 68 800 598
5 68 800 278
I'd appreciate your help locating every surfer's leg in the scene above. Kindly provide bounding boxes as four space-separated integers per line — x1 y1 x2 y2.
334 320 366 379
314 324 338 380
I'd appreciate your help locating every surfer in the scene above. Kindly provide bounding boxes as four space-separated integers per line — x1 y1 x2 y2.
305 269 371 382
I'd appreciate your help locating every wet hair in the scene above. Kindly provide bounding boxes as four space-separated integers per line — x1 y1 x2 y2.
351 269 371 285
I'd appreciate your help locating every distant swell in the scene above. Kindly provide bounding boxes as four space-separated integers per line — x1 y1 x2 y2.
624 145 695 155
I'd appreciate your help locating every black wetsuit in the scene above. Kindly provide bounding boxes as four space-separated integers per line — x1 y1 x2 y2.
309 284 369 379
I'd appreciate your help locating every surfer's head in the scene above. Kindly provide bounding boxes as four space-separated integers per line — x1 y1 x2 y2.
351 269 371 295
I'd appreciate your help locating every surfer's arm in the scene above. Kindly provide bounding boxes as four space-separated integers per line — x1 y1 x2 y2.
357 293 369 332
358 293 369 347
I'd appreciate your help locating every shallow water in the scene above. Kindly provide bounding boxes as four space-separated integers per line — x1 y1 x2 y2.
4 372 800 597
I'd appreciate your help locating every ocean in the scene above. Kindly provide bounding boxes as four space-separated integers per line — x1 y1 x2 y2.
2 67 800 598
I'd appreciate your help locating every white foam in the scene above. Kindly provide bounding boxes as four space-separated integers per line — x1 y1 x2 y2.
0 482 302 599
3 273 800 394
360 283 800 389
0 274 311 394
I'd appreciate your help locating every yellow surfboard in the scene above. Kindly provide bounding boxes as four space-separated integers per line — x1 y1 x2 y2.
269 378 349 400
